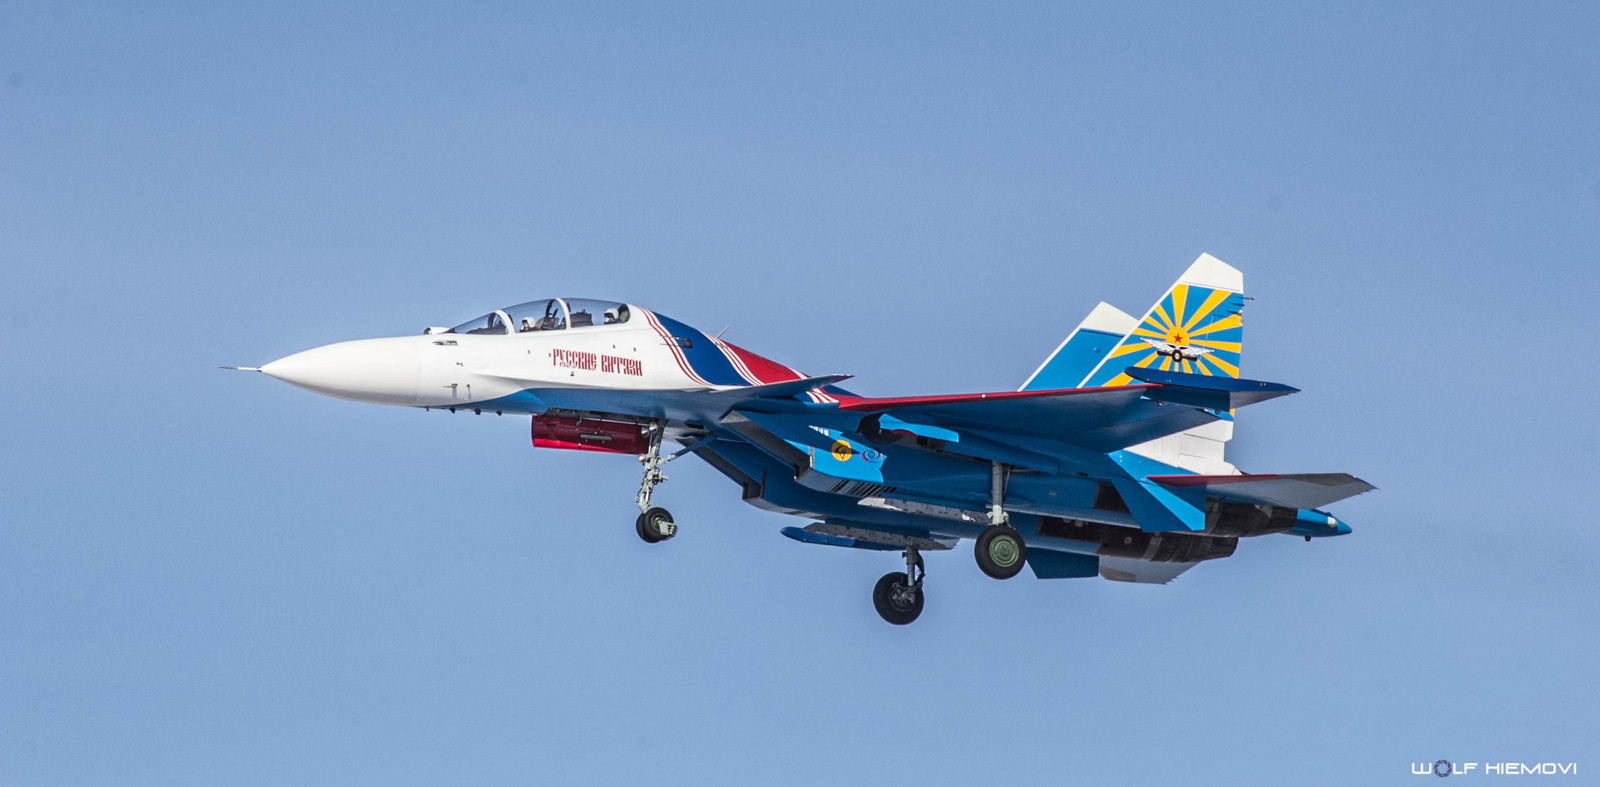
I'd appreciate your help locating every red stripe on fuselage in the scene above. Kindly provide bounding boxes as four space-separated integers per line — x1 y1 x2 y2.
719 341 803 384
641 309 710 386
719 339 836 403
709 337 760 385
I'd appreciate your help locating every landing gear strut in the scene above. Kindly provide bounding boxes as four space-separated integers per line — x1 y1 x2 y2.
873 547 925 625
634 423 677 543
974 461 1026 579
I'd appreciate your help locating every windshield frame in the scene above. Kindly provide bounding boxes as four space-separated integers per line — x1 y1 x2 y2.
446 299 634 336
447 309 513 336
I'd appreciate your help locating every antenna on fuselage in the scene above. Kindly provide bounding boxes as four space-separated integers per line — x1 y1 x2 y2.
714 324 732 339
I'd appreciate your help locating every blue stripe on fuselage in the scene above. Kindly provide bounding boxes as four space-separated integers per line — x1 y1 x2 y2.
650 312 749 386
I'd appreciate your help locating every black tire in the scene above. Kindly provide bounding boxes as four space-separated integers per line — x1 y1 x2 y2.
975 525 1026 580
872 571 924 625
638 507 676 542
635 511 663 543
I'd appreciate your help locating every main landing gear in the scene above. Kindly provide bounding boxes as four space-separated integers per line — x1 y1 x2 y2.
974 461 1025 580
634 423 678 543
873 547 925 625
869 462 1026 625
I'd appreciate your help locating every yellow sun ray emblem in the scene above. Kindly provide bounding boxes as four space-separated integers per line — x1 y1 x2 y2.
1183 289 1230 332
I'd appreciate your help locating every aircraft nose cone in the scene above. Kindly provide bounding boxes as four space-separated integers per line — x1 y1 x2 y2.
261 337 421 406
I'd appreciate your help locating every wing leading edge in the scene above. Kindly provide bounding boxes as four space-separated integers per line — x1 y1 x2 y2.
828 368 1295 453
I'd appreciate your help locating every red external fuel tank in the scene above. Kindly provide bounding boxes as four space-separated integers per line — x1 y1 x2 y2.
530 414 649 455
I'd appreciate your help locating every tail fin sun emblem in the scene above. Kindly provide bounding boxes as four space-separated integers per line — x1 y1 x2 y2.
1087 282 1245 385
1141 337 1215 363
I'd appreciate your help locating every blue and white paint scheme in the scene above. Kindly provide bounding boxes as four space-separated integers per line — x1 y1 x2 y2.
233 254 1372 625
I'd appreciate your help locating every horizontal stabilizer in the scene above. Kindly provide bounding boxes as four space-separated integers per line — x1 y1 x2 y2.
1147 473 1376 509
1126 367 1298 409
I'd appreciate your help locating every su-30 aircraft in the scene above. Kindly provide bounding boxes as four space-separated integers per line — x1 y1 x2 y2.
232 254 1371 624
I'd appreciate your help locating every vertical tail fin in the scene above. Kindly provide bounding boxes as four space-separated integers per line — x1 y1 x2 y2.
1019 302 1138 391
1076 254 1246 474
1078 253 1245 389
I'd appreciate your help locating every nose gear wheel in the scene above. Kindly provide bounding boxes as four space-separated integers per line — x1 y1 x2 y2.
636 507 676 543
872 547 926 624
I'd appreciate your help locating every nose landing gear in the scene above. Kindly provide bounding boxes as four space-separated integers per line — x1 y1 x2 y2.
634 423 678 543
873 547 925 625
636 507 676 543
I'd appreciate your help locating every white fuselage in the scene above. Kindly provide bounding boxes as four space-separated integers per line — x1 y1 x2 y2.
259 311 729 411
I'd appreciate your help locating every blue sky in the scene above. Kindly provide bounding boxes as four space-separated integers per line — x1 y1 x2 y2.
3 2 1597 784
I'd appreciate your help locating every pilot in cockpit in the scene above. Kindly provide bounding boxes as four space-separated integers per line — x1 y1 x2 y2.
520 317 539 332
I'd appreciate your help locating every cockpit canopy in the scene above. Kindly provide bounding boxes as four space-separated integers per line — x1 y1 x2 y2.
443 298 632 336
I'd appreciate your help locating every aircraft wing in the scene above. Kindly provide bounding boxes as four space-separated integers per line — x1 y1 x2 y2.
1146 473 1376 510
831 369 1296 453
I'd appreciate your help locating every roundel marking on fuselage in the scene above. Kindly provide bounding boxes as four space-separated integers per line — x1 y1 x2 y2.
830 440 854 462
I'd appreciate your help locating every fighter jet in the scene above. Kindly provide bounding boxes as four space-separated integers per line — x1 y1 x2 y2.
232 254 1371 624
